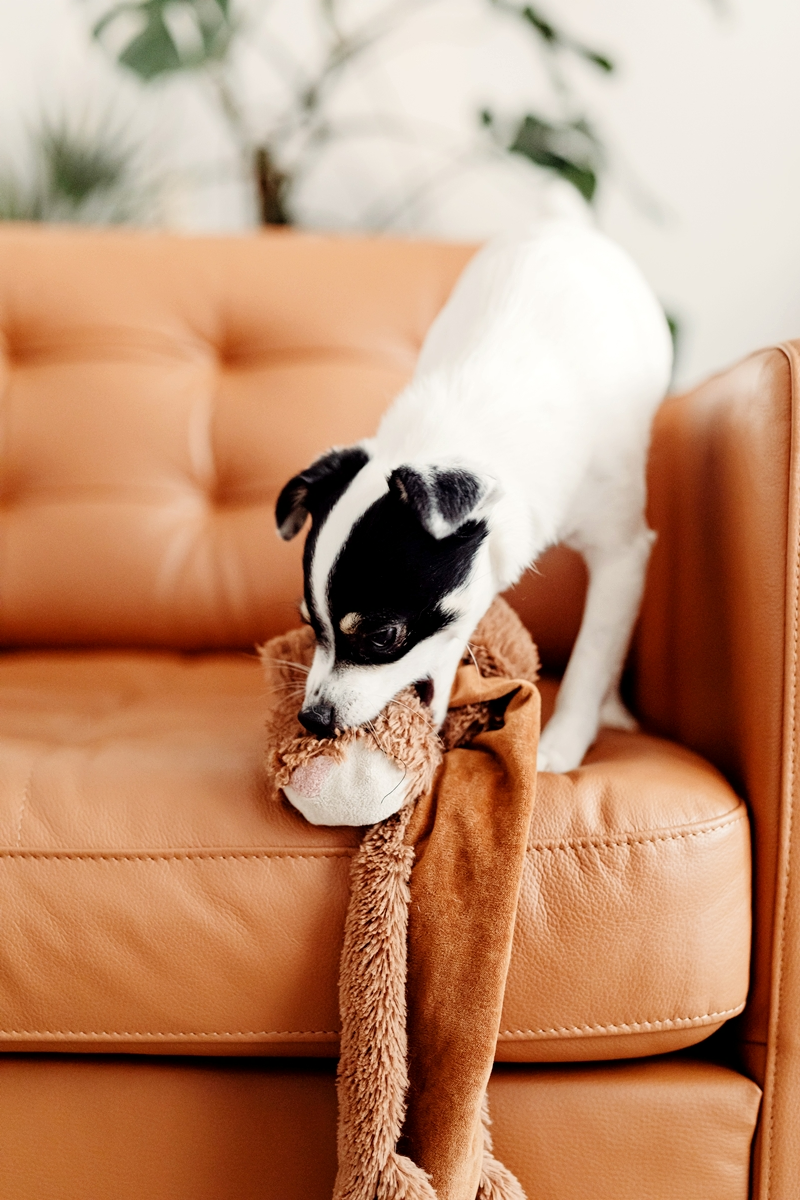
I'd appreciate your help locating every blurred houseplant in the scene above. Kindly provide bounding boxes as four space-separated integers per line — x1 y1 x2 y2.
88 0 615 226
0 114 149 223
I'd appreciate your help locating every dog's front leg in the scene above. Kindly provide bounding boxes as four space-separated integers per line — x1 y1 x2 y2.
537 528 655 772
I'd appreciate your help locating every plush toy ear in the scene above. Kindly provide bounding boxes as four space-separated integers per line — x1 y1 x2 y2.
276 446 370 540
388 465 498 539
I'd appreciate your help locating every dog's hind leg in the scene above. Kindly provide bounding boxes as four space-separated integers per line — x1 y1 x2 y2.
536 526 655 772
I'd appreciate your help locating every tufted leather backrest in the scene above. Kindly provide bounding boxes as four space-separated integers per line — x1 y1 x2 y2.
0 227 480 649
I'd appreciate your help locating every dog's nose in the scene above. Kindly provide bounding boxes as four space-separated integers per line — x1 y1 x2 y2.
298 703 337 739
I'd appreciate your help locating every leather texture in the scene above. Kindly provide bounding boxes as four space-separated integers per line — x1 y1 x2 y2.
0 1055 761 1200
631 342 800 1199
636 348 792 1073
0 226 472 651
758 345 800 1200
0 654 750 1060
488 1059 762 1200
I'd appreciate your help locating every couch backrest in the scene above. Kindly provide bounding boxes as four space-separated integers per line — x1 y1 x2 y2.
0 228 428 648
0 226 589 663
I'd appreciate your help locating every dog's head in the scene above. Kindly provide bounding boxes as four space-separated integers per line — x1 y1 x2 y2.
276 446 498 736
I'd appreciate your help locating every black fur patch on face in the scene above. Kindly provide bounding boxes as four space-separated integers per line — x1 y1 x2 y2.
327 489 487 666
275 446 369 647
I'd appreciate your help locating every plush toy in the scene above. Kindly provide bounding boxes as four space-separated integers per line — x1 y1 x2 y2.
264 597 540 828
272 676 440 827
261 597 541 1200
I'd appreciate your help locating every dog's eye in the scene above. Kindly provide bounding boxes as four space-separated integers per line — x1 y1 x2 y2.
367 624 406 652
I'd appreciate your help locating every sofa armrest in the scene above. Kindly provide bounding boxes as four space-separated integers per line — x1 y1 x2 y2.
634 341 800 1200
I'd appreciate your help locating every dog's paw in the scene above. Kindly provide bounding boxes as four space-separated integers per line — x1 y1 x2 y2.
599 690 639 732
536 714 595 774
536 741 581 774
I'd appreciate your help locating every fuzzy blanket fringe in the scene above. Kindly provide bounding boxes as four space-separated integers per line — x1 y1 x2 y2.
334 803 430 1200
334 800 527 1200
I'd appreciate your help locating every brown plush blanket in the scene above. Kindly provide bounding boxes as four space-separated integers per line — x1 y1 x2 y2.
262 599 541 1200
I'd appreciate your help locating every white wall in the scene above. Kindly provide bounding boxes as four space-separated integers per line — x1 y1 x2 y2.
1 0 799 388
568 0 800 389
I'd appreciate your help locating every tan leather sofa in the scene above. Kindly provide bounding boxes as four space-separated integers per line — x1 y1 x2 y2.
0 224 794 1199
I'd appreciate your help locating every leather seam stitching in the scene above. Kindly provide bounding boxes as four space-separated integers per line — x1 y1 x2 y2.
0 814 744 862
0 850 355 863
15 762 34 849
0 1030 340 1038
497 1003 745 1038
0 1005 744 1040
526 812 745 853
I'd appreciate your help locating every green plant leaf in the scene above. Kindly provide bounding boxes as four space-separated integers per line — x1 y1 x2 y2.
555 161 596 201
665 312 680 355
508 113 600 201
580 49 614 73
119 14 181 79
521 5 558 44
93 0 233 80
40 123 128 202
514 4 614 74
0 112 146 224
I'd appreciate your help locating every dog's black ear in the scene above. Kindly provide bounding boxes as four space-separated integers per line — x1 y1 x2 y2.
276 446 370 540
388 465 498 539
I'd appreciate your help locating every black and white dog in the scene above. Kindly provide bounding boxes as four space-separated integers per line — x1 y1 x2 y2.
276 220 672 773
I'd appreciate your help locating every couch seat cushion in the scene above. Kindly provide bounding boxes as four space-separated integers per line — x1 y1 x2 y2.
0 652 750 1061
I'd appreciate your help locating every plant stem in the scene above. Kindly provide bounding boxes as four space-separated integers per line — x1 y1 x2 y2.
254 145 289 224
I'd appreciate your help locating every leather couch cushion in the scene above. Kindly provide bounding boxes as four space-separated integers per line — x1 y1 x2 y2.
0 1055 761 1200
0 651 750 1061
488 1060 761 1200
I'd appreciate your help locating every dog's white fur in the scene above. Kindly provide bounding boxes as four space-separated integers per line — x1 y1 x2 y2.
303 219 672 772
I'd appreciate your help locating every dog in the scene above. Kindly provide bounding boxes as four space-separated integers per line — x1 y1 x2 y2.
275 219 672 772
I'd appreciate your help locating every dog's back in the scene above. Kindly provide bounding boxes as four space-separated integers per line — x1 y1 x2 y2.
415 219 671 407
372 219 672 584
